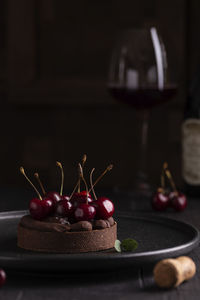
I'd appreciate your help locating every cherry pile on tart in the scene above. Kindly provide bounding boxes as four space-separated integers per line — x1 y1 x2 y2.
17 155 117 253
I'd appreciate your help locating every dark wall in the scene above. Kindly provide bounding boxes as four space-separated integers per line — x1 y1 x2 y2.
0 0 197 192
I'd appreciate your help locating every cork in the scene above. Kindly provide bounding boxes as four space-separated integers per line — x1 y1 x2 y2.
153 256 196 288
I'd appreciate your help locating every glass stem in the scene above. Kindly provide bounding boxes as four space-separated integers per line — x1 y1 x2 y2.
136 110 150 188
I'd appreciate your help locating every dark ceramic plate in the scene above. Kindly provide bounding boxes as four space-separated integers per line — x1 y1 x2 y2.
0 210 199 273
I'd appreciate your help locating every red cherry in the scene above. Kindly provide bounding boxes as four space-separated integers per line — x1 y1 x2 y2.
71 191 92 199
42 197 54 214
56 199 73 217
169 192 187 211
152 189 170 211
0 269 6 287
71 191 93 208
168 191 176 207
94 197 114 219
74 203 96 221
29 198 45 220
29 197 53 220
61 195 70 201
46 191 61 204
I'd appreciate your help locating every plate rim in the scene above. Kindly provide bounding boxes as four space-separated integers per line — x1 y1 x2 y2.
0 210 199 269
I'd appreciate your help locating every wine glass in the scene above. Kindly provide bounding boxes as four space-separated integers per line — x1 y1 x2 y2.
108 27 177 197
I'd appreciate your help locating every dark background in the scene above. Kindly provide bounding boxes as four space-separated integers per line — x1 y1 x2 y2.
0 0 199 194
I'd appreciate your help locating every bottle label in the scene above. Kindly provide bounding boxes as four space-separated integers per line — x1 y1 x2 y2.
182 118 200 185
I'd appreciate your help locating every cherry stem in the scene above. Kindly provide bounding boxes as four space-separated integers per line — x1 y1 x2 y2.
163 162 178 193
68 160 88 201
68 181 79 201
161 164 165 189
20 167 42 200
56 161 64 196
78 154 87 193
90 168 97 201
161 170 165 189
88 164 113 193
34 173 46 195
78 163 89 205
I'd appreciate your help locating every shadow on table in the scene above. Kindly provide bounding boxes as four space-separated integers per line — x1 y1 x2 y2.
5 266 156 289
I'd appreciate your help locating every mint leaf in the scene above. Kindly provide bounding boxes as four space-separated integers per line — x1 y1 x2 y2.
114 239 122 252
121 238 138 252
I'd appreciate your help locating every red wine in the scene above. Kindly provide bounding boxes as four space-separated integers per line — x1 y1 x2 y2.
108 86 177 109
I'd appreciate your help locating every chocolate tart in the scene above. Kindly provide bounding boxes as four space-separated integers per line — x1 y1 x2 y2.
17 215 117 253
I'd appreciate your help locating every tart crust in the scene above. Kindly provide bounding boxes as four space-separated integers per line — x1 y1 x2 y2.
17 218 117 253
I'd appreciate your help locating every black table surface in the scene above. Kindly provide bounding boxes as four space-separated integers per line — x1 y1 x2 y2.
0 187 200 300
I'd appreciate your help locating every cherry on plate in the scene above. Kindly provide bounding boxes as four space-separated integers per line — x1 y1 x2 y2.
152 189 170 211
169 192 187 212
0 269 6 287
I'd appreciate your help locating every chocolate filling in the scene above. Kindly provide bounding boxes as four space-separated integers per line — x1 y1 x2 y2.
20 215 115 232
20 215 70 232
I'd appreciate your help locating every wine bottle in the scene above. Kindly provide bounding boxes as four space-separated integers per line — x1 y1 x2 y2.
182 68 200 196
